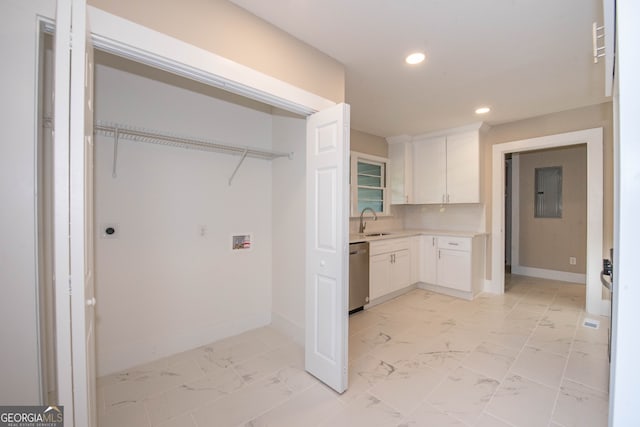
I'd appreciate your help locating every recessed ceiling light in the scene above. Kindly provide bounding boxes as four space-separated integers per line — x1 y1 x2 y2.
475 107 491 114
405 52 426 65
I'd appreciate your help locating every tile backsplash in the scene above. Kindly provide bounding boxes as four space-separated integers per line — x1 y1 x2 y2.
349 205 404 234
350 204 485 234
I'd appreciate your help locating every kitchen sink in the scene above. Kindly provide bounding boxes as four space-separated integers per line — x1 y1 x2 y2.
364 232 390 237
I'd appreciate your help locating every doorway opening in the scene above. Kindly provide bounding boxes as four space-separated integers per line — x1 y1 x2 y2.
490 128 604 315
504 145 588 299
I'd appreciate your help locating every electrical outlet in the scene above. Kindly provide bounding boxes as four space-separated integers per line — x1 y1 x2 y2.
569 257 577 265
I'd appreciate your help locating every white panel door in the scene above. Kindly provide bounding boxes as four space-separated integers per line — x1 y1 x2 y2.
305 103 350 393
53 0 76 419
413 136 446 204
67 0 97 424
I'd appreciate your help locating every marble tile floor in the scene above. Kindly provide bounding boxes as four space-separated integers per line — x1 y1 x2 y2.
97 275 610 427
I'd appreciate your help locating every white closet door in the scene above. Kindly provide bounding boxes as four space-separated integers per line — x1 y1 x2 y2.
305 103 350 393
53 0 74 418
57 0 98 424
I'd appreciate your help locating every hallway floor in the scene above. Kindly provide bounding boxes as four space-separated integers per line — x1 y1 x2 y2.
98 275 610 427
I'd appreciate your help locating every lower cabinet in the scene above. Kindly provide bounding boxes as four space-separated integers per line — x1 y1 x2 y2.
420 235 438 285
420 234 485 299
370 253 391 300
410 236 421 284
367 233 484 302
369 238 412 301
437 247 471 291
392 249 411 291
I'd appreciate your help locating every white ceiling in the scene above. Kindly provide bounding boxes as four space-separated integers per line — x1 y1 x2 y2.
229 0 610 138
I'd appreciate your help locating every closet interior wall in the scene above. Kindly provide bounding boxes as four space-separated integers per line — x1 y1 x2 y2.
94 52 304 376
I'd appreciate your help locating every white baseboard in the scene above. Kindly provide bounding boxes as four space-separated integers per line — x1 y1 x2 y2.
512 265 586 284
365 283 418 308
270 312 305 347
417 282 473 301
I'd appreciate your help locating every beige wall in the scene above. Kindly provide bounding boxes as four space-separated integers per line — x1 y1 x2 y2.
518 146 587 273
351 128 388 157
483 102 613 278
88 0 345 103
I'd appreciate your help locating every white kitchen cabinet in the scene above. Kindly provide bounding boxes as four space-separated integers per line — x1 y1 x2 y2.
412 136 447 204
369 238 413 301
420 235 438 285
388 138 413 204
391 249 411 292
411 128 482 204
410 236 421 284
419 234 485 300
445 131 480 204
437 247 471 291
370 253 392 300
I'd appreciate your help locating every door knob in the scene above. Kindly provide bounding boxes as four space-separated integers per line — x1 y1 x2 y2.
86 297 96 307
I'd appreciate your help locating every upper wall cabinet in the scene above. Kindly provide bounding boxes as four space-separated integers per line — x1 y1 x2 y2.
388 124 486 205
388 137 413 204
442 131 481 204
412 135 447 204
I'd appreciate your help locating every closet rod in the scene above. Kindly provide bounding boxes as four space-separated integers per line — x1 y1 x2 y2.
94 121 293 161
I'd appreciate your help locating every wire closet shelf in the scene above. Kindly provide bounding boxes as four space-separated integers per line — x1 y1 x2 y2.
95 121 293 185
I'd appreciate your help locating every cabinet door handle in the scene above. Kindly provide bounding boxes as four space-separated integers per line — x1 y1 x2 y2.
446 194 450 203
442 194 445 203
432 237 435 246
405 195 409 203
438 250 441 259
448 242 459 246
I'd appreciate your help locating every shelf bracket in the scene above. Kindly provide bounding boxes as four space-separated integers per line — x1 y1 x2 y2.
228 149 249 186
112 127 119 178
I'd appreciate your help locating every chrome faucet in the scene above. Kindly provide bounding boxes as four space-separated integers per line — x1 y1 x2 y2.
358 207 378 234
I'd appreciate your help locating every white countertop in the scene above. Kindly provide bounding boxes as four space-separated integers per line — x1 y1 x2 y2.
349 229 487 244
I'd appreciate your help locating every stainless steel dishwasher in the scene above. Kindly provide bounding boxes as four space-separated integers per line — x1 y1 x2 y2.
349 242 370 313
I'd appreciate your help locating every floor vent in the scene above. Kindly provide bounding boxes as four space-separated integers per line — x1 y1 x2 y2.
583 318 600 329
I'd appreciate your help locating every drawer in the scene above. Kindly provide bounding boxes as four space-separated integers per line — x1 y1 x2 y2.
437 236 471 251
370 237 411 255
